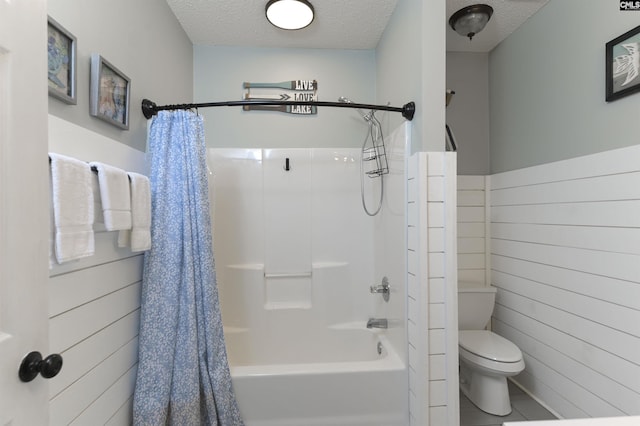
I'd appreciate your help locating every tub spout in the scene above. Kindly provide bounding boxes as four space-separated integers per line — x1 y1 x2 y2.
366 318 388 329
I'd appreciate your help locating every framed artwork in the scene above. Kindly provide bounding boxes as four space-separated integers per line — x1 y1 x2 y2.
47 16 77 104
606 25 640 102
90 54 130 130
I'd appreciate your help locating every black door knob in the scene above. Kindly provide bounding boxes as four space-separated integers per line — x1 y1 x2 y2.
19 351 63 382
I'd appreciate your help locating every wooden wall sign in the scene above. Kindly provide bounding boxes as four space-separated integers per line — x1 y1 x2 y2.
243 79 318 115
243 80 317 91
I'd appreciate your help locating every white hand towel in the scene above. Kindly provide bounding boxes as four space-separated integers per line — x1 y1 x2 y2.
89 162 132 231
117 172 151 252
49 153 95 264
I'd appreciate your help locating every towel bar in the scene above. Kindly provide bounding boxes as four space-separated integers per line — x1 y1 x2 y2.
264 272 312 279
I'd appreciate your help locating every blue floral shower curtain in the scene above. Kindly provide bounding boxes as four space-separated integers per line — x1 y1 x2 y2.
133 110 243 425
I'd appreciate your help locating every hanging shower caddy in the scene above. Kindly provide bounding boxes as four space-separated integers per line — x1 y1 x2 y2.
362 136 389 178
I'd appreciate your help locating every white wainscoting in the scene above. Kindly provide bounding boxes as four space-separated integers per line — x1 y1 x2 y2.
457 176 488 286
490 144 640 419
48 116 146 425
407 152 458 426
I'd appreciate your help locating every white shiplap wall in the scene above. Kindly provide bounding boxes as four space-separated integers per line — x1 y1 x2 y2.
490 144 640 418
48 116 146 425
407 152 458 426
457 176 488 286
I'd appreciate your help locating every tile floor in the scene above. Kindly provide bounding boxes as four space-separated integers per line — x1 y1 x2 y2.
460 381 557 426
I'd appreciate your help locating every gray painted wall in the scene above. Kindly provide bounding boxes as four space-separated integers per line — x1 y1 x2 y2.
48 0 193 151
193 46 376 149
377 0 446 153
446 52 490 175
489 0 640 173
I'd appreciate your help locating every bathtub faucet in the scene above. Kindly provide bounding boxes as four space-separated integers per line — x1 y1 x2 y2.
370 277 390 302
366 318 388 329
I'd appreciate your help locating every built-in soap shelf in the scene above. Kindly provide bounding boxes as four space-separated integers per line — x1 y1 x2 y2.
227 262 348 271
226 262 349 311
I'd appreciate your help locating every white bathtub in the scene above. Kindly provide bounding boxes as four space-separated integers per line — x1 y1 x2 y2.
225 325 408 426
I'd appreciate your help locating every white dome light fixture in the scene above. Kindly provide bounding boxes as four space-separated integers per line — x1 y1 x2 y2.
449 4 493 41
266 0 315 30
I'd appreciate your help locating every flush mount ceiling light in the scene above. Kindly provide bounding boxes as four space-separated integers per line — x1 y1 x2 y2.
449 4 493 40
266 0 315 30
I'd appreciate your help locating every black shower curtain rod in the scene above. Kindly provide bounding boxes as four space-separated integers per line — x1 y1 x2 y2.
141 98 416 121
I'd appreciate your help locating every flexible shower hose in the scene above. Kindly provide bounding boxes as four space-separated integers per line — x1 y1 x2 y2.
360 115 384 216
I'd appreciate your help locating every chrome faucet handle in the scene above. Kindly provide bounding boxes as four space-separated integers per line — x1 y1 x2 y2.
369 277 390 302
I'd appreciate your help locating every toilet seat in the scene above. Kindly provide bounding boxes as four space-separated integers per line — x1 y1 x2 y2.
459 330 524 375
459 330 522 362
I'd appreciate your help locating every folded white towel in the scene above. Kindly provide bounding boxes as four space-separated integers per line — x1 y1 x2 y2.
117 172 151 252
89 162 132 231
49 153 95 264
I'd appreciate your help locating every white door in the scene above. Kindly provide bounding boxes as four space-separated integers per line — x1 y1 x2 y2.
0 0 51 425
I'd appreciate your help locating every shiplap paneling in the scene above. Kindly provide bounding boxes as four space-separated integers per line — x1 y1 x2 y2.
512 365 589 419
50 338 138 425
50 310 140 399
105 396 134 426
494 286 639 366
442 154 459 426
491 222 640 256
49 254 142 317
407 153 428 426
457 176 487 286
49 116 146 426
491 255 640 311
48 241 141 426
490 144 640 189
490 144 640 418
493 271 640 337
68 364 138 425
493 304 640 396
495 320 630 416
50 280 141 353
407 153 458 426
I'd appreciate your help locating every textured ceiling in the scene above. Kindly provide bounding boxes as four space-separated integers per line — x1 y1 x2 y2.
166 0 399 49
166 0 549 52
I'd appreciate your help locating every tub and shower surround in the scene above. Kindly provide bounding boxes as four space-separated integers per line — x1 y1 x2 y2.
208 123 411 425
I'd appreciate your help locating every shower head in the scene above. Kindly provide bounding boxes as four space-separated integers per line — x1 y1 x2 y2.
338 96 374 122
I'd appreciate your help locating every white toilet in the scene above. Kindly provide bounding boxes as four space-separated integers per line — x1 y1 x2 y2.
458 282 525 416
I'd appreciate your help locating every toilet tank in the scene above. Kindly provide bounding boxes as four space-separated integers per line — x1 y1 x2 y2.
458 282 497 330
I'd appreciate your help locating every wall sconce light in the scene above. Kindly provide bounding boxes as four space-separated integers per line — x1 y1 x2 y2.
266 0 315 30
449 4 493 40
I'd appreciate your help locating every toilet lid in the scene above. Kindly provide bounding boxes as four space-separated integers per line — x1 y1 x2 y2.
459 330 522 363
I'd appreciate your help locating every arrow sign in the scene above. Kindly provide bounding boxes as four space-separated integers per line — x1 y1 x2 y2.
242 104 317 115
292 92 317 101
243 80 318 91
244 93 291 101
